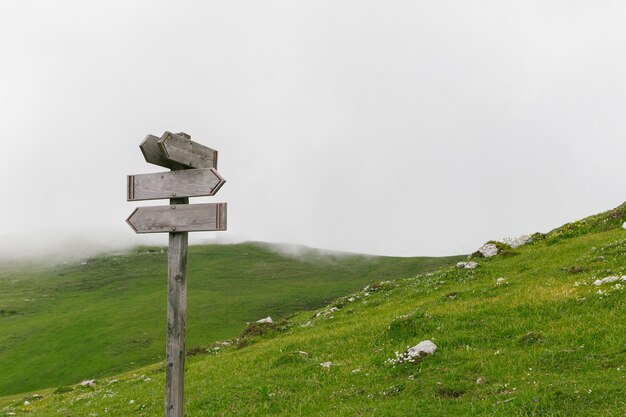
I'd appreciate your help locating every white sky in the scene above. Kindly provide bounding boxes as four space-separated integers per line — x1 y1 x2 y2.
1 1 625 258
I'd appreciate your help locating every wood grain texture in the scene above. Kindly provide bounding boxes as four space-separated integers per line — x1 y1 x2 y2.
165 197 188 417
139 135 182 170
127 168 225 201
158 131 218 169
126 203 227 234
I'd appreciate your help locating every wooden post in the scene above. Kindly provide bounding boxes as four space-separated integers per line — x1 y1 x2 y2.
127 131 227 417
165 196 188 417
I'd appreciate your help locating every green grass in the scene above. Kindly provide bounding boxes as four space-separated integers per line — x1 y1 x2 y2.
0 242 462 398
2 204 625 416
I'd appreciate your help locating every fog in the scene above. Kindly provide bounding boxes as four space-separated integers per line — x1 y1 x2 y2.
1 1 625 260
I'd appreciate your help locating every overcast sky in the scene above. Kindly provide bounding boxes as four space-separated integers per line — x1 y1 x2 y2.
1 1 625 258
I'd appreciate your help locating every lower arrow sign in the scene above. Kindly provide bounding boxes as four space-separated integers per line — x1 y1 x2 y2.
126 203 227 234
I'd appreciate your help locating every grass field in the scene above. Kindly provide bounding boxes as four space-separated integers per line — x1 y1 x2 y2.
2 204 624 416
0 242 463 398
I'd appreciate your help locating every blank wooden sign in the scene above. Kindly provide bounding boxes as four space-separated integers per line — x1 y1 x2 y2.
140 134 184 170
126 203 227 234
159 132 218 169
127 168 225 201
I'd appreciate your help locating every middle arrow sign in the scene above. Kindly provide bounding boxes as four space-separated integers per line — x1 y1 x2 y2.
127 168 226 201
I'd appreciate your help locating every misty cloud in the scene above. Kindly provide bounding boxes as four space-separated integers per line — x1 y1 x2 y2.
0 1 625 258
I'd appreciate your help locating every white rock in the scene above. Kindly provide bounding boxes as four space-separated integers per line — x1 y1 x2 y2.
478 243 498 257
503 235 531 248
348 297 356 302
80 379 96 387
329 307 339 313
80 261 87 266
129 399 135 404
256 316 274 324
351 369 361 373
622 222 626 230
456 261 478 269
320 361 333 368
593 276 623 286
407 340 438 358
496 278 507 285
23 401 30 406
476 377 485 384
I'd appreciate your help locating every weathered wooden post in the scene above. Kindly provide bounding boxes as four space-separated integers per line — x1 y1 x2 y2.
126 131 227 417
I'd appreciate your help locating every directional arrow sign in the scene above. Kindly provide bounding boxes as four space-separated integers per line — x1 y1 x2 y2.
159 131 218 169
139 134 183 170
126 203 227 234
127 168 225 201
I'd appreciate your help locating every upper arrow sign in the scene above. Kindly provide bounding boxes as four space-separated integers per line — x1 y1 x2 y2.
158 132 218 169
139 134 187 170
127 168 225 201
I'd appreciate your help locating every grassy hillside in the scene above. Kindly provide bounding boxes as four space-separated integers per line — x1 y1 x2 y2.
0 242 462 398
2 204 624 416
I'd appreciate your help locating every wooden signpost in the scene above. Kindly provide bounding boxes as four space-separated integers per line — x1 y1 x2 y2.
127 131 227 417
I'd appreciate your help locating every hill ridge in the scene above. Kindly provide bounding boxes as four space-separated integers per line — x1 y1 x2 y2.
2 203 625 416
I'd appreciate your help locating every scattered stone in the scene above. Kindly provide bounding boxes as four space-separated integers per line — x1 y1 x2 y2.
320 361 333 368
407 340 438 358
23 401 30 406
129 399 135 404
301 321 313 327
329 307 339 313
478 243 498 257
351 368 361 373
80 261 87 266
476 377 485 384
623 222 626 230
79 379 96 387
456 261 478 269
503 235 531 248
496 278 507 285
221 341 231 346
348 297 356 302
256 316 274 324
298 351 308 355
593 276 626 286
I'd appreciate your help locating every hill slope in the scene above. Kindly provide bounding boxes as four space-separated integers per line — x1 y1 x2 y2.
2 203 626 416
0 242 463 397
